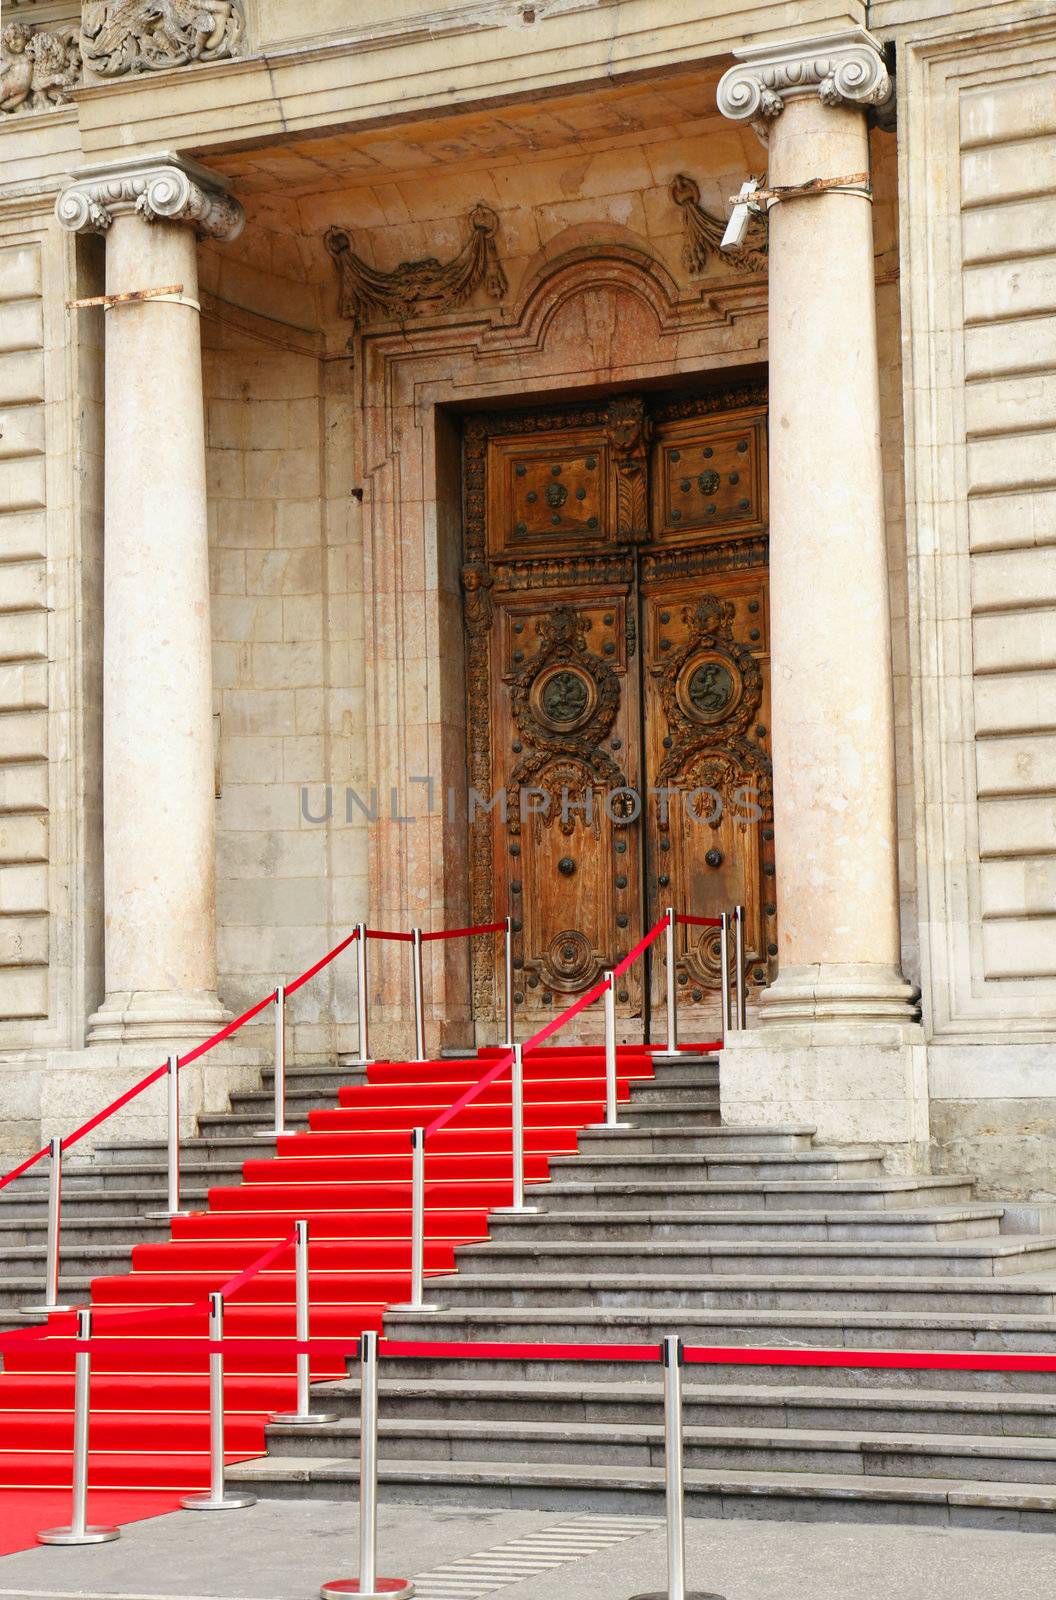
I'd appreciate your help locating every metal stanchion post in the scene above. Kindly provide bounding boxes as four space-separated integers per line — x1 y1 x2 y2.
718 913 731 1044
145 1055 189 1219
502 915 515 1048
733 904 746 1030
321 1331 414 1600
390 1129 441 1315
38 1309 119 1546
629 1336 725 1600
271 1222 338 1424
21 1136 73 1316
411 929 426 1063
355 923 372 1067
493 1043 538 1215
653 906 680 1059
181 1292 256 1510
255 985 287 1139
589 974 630 1130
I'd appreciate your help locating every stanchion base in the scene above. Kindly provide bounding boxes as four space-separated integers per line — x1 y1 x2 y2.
320 1579 414 1599
585 1122 633 1132
490 1206 540 1215
648 1050 683 1060
387 1303 443 1315
180 1493 257 1511
269 1410 339 1425
143 1210 192 1220
629 1591 725 1598
20 1303 75 1317
38 1525 120 1546
252 1130 281 1140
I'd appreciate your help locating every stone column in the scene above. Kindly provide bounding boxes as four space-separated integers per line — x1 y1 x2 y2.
717 33 927 1160
57 154 244 1045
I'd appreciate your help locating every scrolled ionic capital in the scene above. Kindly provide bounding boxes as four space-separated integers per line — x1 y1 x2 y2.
55 151 244 241
717 27 894 141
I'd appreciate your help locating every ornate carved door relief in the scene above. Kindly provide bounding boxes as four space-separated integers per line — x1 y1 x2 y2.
462 385 775 1040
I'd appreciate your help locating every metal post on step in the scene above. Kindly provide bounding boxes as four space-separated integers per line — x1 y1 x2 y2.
271 1221 338 1425
355 922 372 1067
181 1291 256 1510
145 1055 189 1220
391 1129 441 1315
718 913 731 1044
21 1136 73 1316
411 928 426 1063
494 1043 538 1216
320 1331 414 1600
629 1335 725 1600
38 1309 119 1546
733 904 746 1031
502 915 515 1048
654 905 680 1059
256 984 287 1140
590 973 630 1131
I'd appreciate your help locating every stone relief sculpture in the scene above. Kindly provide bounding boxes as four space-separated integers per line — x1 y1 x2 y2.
81 0 244 76
325 203 507 329
671 174 768 275
0 20 81 113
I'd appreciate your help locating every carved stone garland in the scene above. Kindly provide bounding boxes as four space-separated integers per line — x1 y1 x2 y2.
81 1 245 77
326 204 507 329
0 19 81 113
670 174 768 275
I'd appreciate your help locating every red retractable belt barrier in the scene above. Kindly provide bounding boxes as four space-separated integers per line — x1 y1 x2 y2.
365 928 415 943
0 924 364 1188
676 913 722 928
421 921 505 942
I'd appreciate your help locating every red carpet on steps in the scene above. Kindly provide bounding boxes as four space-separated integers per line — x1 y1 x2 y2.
0 1043 663 1552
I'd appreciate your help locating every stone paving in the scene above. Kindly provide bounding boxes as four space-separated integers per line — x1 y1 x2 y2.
0 1499 1054 1600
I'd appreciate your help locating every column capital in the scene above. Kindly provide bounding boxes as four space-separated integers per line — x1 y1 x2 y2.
717 27 894 140
55 152 244 242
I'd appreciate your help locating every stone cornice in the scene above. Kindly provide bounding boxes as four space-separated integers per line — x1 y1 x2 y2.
717 27 894 138
54 151 244 240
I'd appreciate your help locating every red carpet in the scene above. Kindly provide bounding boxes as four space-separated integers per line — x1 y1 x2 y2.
0 1044 659 1550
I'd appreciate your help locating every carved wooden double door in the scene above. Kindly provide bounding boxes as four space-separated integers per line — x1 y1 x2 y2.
462 386 776 1038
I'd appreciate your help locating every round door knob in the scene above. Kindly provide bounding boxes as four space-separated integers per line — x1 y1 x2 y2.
558 857 576 876
705 848 723 868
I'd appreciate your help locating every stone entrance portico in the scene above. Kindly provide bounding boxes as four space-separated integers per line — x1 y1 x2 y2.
1 0 1054 1198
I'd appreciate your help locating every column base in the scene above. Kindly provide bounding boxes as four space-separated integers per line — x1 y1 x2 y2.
87 989 230 1047
720 1018 930 1172
757 962 920 1025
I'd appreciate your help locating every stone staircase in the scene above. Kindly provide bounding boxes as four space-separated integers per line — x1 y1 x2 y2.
4 1050 1056 1528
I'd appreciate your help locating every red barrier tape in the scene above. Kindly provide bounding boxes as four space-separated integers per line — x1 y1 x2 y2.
379 1339 657 1363
286 928 359 997
0 1231 297 1357
421 921 505 943
425 912 672 1137
0 1144 49 1192
0 924 363 1186
677 913 722 928
366 928 415 943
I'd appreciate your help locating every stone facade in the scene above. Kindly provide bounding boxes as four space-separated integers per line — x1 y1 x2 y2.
0 0 1053 1197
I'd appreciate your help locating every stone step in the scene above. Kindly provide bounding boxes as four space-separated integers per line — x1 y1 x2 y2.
543 1150 887 1183
303 1375 1056 1438
568 1126 817 1155
483 1205 1007 1244
449 1235 1056 1279
224 1453 1056 1530
623 1102 720 1128
535 1175 978 1212
0 1214 172 1249
381 1303 1056 1354
0 1183 214 1219
258 1412 1056 1484
419 1270 1056 1314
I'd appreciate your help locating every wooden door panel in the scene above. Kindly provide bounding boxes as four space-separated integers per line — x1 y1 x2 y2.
463 387 772 1040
